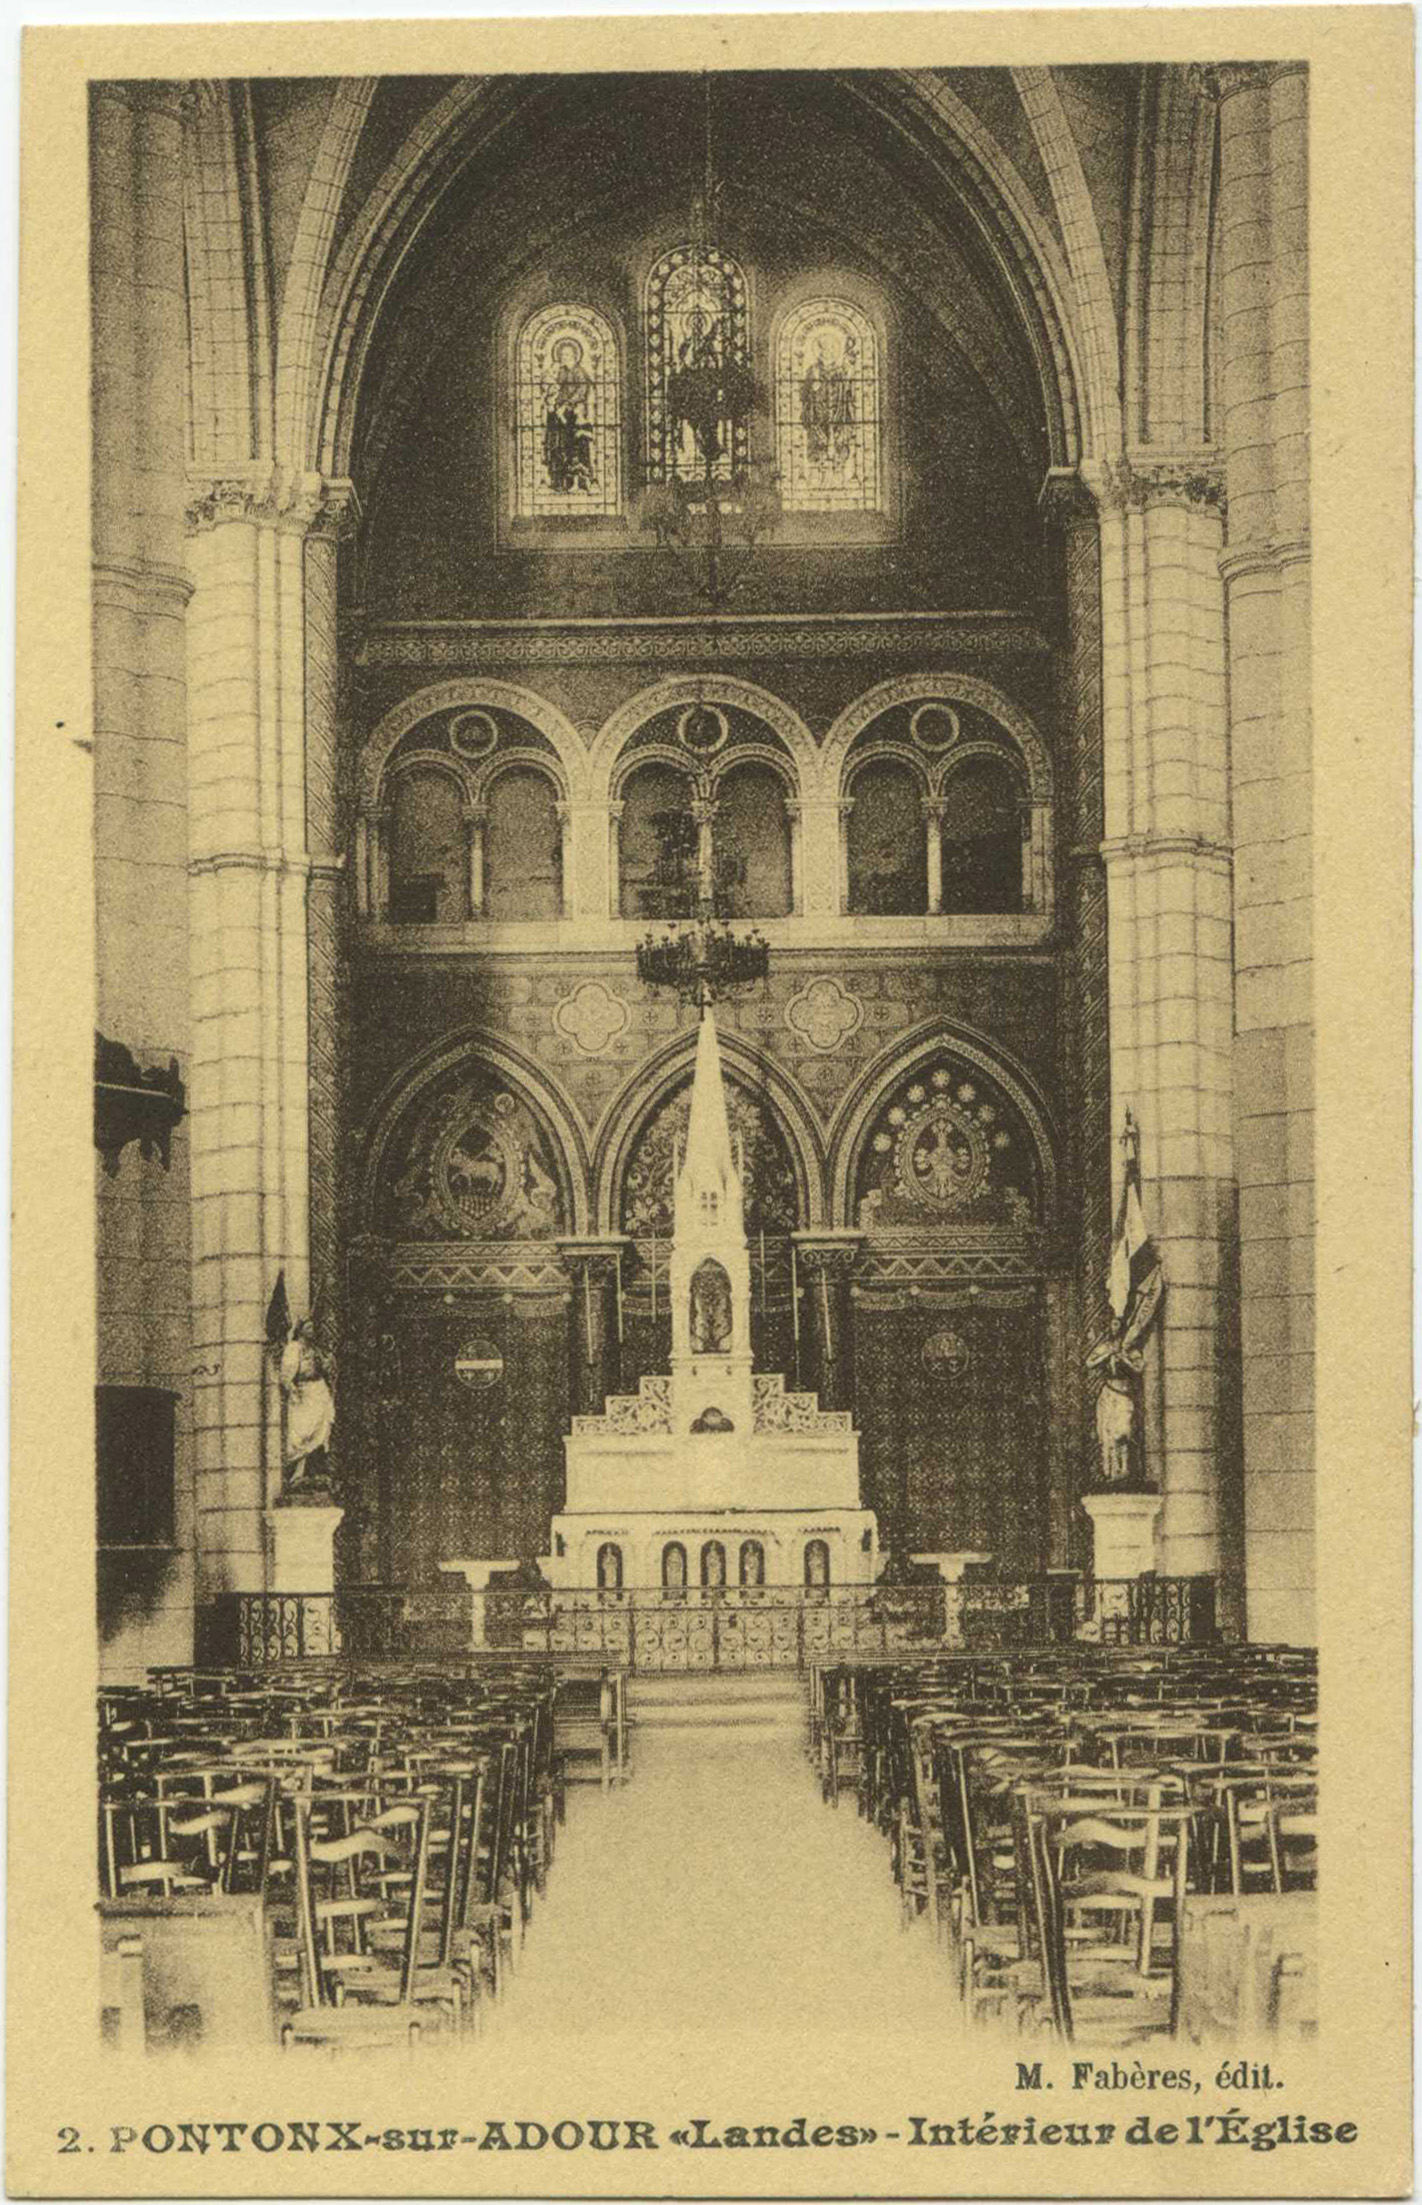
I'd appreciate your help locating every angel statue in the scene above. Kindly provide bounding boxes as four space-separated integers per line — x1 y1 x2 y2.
267 1274 336 1494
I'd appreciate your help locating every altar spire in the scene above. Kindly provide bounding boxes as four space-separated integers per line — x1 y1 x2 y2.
676 1005 745 1235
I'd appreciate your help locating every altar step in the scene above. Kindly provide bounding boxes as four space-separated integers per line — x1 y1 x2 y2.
628 1673 806 1743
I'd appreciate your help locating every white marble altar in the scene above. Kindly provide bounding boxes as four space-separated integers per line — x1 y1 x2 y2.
543 1010 878 1590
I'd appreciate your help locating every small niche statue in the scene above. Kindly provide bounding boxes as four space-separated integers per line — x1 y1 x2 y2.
689 1258 733 1355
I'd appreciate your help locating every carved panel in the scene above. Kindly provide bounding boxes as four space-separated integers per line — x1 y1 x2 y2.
751 1373 854 1434
380 1070 566 1241
854 1058 1042 1231
618 1076 800 1236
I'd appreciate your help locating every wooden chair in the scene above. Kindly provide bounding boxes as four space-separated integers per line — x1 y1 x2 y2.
1021 1802 1191 2042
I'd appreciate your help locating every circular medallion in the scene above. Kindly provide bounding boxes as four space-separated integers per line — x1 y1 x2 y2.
922 1328 971 1376
431 1099 525 1235
909 701 960 753
892 1098 991 1212
454 1337 504 1390
449 709 499 761
677 701 729 758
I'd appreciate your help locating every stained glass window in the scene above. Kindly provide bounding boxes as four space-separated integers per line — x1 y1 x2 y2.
775 299 881 512
645 245 751 484
515 303 621 519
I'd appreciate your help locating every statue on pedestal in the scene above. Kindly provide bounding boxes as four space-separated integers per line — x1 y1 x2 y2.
1086 1110 1165 1491
279 1319 336 1493
266 1274 336 1497
1089 1349 1139 1486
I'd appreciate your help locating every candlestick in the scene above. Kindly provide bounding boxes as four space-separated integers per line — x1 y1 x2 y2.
651 1230 658 1322
759 1227 766 1316
584 1266 595 1360
790 1240 800 1385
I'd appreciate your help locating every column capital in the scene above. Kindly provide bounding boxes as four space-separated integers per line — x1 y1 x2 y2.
1081 451 1226 517
96 79 191 122
792 1230 866 1275
1188 60 1305 105
185 465 361 540
557 1235 631 1270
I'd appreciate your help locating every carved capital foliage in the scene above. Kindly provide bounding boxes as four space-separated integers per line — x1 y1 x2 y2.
1188 60 1304 104
97 79 191 122
185 466 362 540
1085 453 1226 518
793 1236 864 1279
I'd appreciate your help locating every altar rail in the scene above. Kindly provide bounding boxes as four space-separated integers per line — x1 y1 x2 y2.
205 1577 1217 1669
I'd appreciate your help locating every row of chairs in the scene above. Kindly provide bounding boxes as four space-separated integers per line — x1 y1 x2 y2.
810 1644 1317 2043
98 1659 625 2052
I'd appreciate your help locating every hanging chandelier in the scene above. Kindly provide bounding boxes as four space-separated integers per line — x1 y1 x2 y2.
634 73 781 616
636 915 769 1008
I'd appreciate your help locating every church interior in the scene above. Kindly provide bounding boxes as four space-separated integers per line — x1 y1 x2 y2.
92 61 1318 2054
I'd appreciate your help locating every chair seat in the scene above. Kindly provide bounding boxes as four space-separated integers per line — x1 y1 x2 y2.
282 2004 422 2045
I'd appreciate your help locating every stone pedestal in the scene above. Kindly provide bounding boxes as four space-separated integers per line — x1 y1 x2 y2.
1083 1490 1163 1580
439 1558 524 1647
265 1500 343 1594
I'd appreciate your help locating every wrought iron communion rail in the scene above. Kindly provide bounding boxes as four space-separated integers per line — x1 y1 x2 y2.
207 1577 1217 1668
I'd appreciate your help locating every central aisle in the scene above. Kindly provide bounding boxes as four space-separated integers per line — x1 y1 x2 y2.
465 1681 967 2104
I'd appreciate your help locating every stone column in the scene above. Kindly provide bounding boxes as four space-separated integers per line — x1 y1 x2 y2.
794 797 847 919
558 1238 628 1415
555 801 575 918
467 807 487 918
784 800 804 915
923 796 947 913
603 802 624 920
792 1233 864 1411
91 81 196 1671
1081 452 1237 1594
1203 63 1314 1642
1043 471 1109 1573
185 465 356 1605
691 792 718 906
302 490 359 1417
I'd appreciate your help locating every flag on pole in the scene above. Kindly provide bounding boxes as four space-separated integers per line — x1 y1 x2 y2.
265 1269 292 1349
1105 1111 1163 1365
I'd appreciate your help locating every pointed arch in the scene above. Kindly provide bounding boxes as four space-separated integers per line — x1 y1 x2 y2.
184 82 272 469
1124 66 1219 449
273 77 378 473
358 1028 592 1235
1010 67 1125 462
593 1026 826 1234
827 1017 1061 1228
288 70 1101 503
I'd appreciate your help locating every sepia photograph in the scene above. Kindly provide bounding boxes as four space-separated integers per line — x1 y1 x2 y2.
8 8 1413 2196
